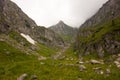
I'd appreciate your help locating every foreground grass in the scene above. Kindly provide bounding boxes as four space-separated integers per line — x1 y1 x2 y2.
0 42 120 80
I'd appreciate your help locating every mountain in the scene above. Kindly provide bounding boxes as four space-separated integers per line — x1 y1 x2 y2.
49 21 78 43
81 0 120 28
74 0 120 58
0 0 65 49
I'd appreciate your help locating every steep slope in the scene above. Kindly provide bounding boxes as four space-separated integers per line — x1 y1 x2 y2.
74 0 120 58
81 0 120 28
49 21 78 43
0 0 64 48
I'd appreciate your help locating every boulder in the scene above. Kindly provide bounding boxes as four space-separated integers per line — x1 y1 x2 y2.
38 56 47 60
76 61 84 64
31 75 37 80
93 67 103 74
105 69 111 76
17 73 28 80
79 65 86 71
114 61 120 68
116 57 120 62
90 60 101 64
118 54 120 57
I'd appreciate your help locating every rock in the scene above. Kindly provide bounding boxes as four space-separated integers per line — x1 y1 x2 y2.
105 69 111 76
114 61 120 68
79 61 84 64
99 60 104 64
70 57 74 61
118 54 120 57
93 67 103 74
100 70 104 75
31 75 37 80
98 46 105 58
79 65 86 71
114 61 119 65
38 56 47 60
117 57 120 62
76 61 84 64
17 73 28 80
90 60 101 64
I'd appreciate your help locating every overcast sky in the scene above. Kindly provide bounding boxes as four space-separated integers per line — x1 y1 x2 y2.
11 0 108 27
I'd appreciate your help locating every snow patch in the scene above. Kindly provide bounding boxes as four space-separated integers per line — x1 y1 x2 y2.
20 33 36 45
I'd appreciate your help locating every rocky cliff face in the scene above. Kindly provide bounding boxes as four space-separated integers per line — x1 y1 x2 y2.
49 21 78 43
74 0 120 58
0 0 64 47
81 0 120 28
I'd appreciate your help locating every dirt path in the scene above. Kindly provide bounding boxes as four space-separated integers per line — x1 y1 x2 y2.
52 44 70 60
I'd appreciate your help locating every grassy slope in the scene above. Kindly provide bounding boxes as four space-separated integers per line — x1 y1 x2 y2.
1 18 120 80
0 41 120 80
79 17 120 43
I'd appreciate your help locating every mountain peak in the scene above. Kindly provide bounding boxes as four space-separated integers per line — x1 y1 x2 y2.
58 20 65 25
49 21 78 43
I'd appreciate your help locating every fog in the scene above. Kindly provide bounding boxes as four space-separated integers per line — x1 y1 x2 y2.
11 0 108 27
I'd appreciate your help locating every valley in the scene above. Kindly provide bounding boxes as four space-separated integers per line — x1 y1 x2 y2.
0 0 120 80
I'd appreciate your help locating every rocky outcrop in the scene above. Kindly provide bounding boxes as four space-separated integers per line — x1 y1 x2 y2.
74 0 120 57
49 21 78 43
33 26 65 47
0 0 64 47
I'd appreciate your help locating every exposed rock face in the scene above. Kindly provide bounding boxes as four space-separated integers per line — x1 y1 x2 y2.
0 0 37 34
49 21 78 43
74 0 120 57
33 26 64 47
81 0 120 28
0 0 64 47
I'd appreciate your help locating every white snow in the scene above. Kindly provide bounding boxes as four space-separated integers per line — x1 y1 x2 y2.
20 33 36 45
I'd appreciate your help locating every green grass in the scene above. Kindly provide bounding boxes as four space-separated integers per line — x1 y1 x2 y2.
9 31 31 47
36 43 58 57
78 17 120 44
1 19 120 80
0 42 120 80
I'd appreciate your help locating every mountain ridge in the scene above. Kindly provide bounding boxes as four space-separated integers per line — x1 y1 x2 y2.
74 0 120 58
0 0 65 48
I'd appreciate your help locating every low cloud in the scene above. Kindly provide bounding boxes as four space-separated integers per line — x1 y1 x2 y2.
11 0 108 27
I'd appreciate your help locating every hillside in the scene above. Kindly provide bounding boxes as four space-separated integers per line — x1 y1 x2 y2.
49 21 78 43
74 0 120 58
0 0 64 48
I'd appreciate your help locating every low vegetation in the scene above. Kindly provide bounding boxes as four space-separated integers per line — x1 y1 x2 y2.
0 42 120 80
